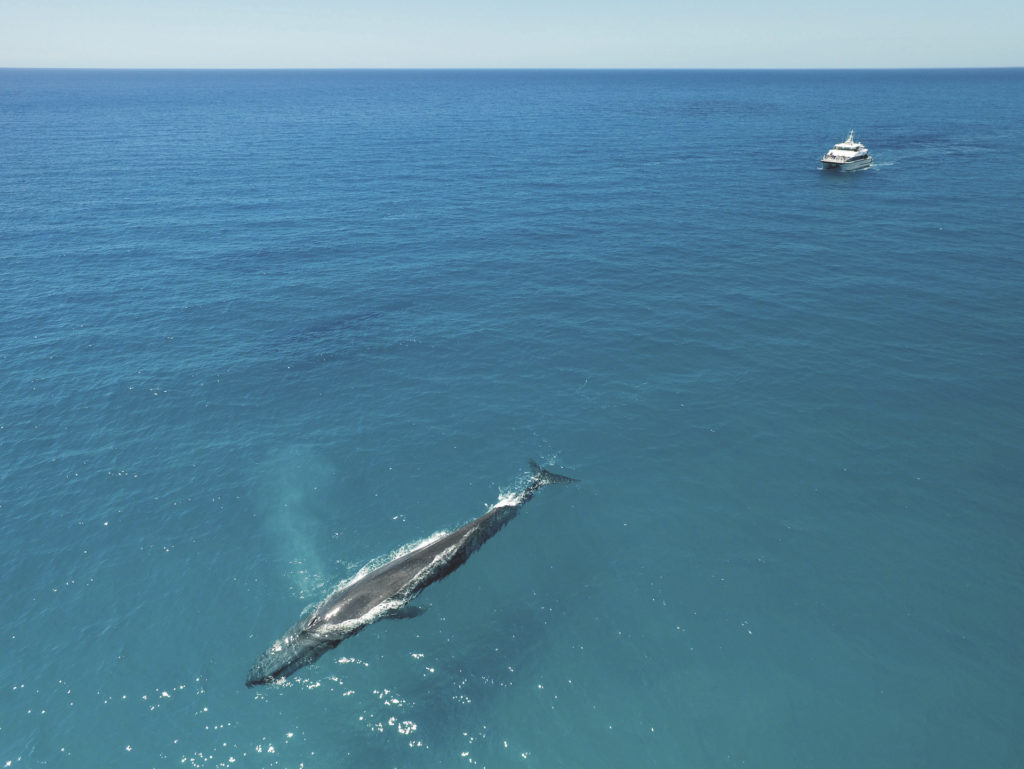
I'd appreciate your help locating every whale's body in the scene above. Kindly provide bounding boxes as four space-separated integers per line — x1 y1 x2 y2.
246 462 574 686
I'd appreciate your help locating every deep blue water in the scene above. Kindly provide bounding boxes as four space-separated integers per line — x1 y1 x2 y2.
2 68 1023 768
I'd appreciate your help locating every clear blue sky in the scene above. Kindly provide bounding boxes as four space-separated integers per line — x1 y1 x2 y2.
1 0 1020 68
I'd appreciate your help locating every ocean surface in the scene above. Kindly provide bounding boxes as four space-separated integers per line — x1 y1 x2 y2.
2 68 1022 768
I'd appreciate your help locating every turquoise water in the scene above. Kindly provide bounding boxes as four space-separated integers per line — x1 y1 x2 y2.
2 68 1022 767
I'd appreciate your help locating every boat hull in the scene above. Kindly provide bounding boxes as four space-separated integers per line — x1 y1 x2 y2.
821 155 872 171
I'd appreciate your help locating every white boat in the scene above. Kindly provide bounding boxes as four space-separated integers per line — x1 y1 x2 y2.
821 131 872 170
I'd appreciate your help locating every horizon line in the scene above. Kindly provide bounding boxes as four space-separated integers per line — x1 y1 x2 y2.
2 65 1022 72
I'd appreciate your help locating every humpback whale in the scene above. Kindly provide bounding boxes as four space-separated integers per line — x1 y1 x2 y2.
246 462 575 686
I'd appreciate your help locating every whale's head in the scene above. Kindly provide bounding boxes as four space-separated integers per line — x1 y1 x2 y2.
245 625 334 686
246 611 364 687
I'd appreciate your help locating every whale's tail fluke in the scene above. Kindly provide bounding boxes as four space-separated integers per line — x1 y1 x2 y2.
530 460 578 486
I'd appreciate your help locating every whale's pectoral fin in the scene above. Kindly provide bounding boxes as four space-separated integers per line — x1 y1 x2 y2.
385 604 428 620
